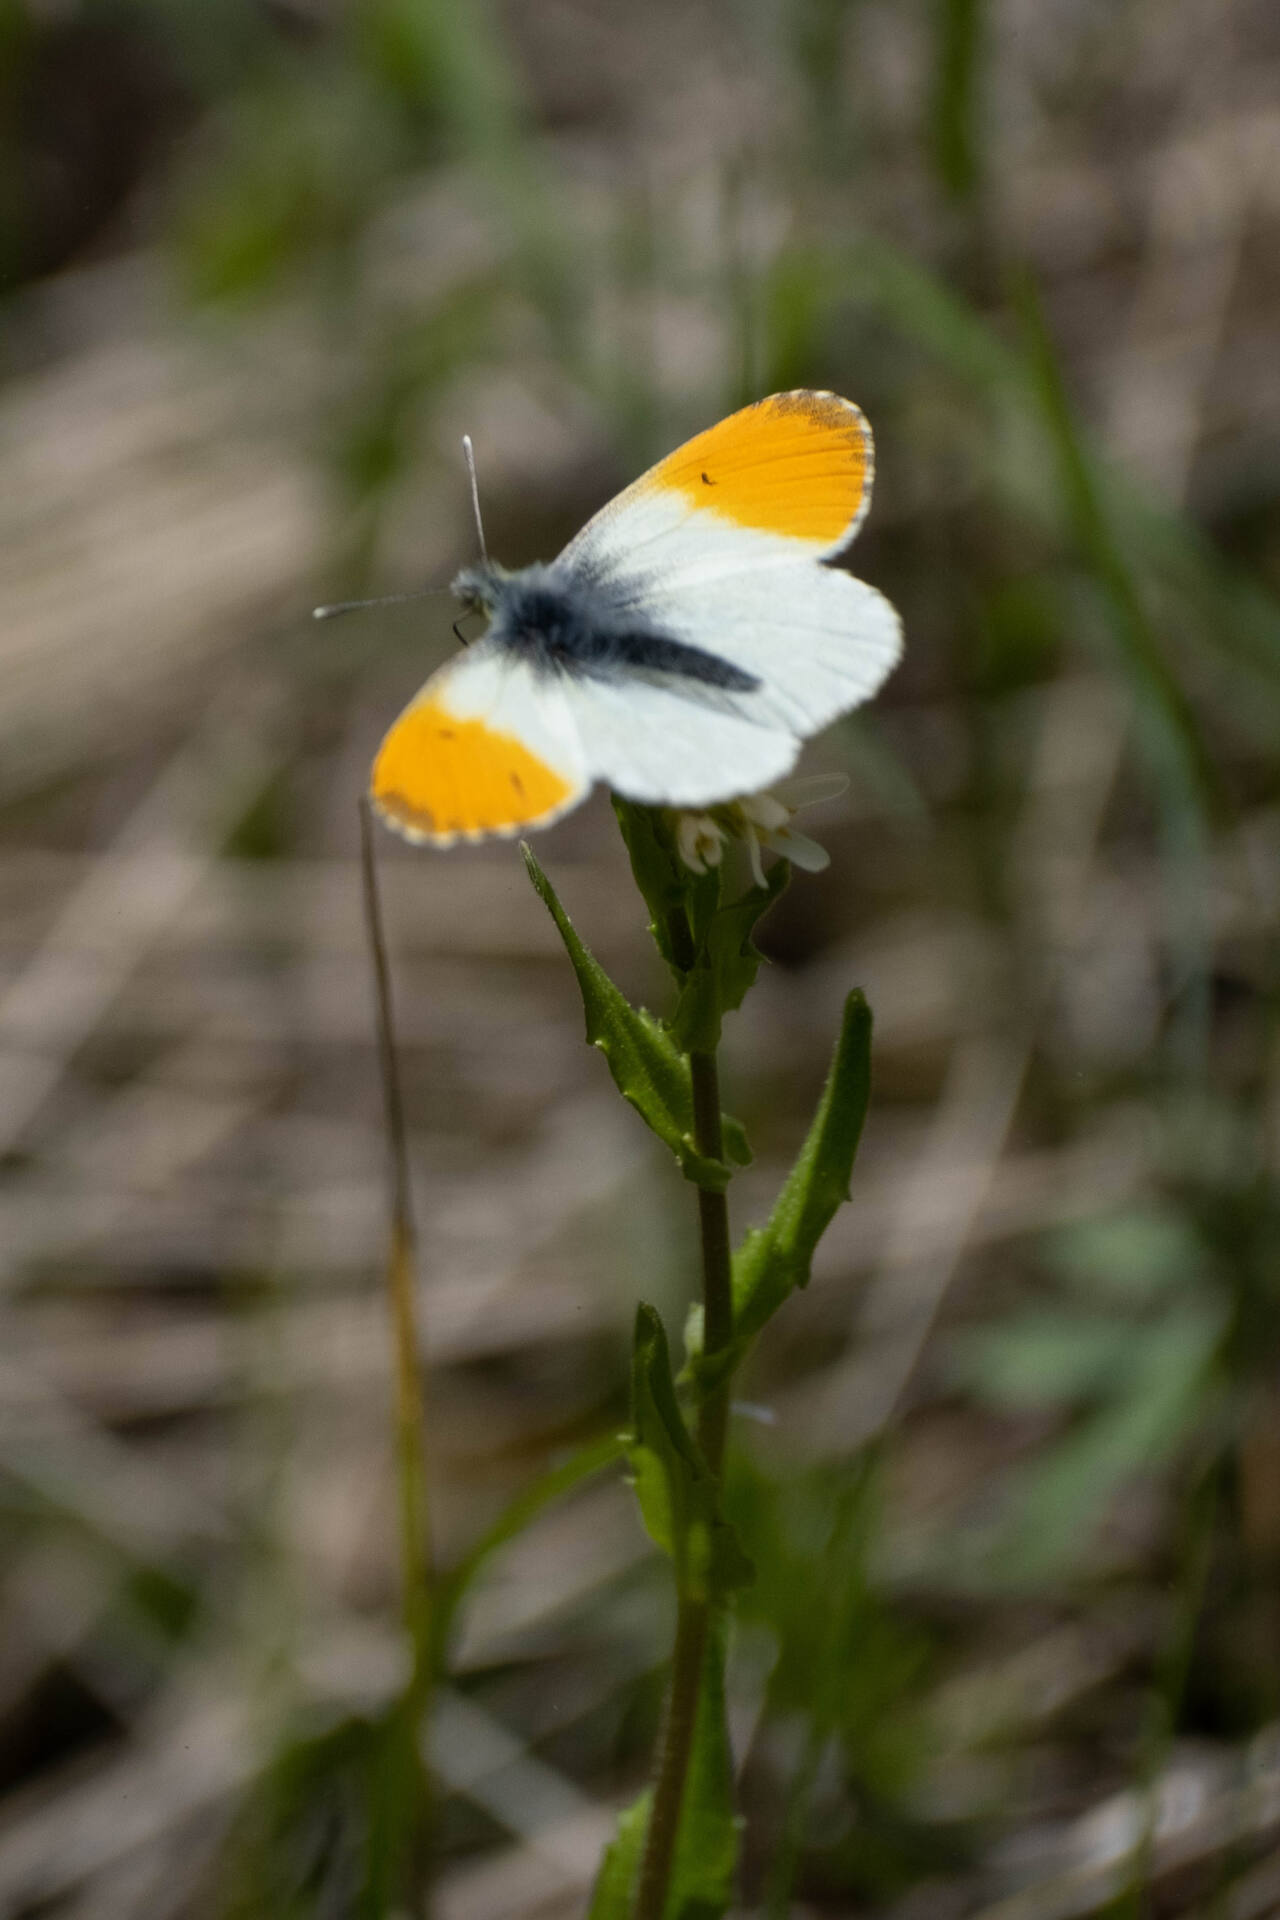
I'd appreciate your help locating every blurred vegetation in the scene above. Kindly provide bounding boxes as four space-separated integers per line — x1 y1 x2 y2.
2 0 1280 1916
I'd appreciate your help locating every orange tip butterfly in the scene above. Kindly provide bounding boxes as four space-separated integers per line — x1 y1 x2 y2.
367 390 902 846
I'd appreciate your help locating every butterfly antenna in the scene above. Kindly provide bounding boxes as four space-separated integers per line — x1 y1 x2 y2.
462 434 489 565
312 588 449 621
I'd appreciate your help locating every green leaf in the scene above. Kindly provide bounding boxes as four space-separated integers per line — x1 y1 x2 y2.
523 845 747 1191
587 1788 651 1920
612 799 715 977
688 992 871 1387
667 1614 739 1919
735 990 871 1335
670 863 790 1054
629 1306 753 1602
611 797 788 1052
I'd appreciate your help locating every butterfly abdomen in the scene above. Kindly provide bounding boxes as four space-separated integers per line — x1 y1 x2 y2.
477 565 758 693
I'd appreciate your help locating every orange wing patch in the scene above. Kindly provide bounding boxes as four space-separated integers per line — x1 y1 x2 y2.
649 390 871 547
371 694 577 842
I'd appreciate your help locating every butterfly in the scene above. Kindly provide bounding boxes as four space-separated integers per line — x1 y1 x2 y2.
369 389 901 846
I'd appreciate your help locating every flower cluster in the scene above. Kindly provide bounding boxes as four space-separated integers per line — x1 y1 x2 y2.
672 774 849 887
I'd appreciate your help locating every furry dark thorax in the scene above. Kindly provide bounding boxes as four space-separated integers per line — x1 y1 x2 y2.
451 560 759 692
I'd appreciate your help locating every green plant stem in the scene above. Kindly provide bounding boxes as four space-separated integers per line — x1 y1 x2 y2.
360 800 435 1900
692 1049 733 1474
633 1596 712 1920
634 1029 735 1920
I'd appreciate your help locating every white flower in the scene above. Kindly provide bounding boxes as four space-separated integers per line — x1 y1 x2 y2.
672 774 849 886
675 810 728 874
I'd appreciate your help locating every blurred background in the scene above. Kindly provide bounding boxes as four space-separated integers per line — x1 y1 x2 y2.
2 1 1280 1915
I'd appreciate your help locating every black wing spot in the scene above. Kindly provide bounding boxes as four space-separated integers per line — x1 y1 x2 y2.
701 471 716 485
438 728 456 739
511 772 525 794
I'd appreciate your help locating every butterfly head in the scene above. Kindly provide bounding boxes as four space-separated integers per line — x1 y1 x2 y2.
451 560 510 616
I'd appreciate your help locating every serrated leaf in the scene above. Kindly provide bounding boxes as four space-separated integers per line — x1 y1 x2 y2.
667 1614 739 1920
587 1788 651 1920
670 862 790 1054
523 846 745 1190
629 1305 753 1601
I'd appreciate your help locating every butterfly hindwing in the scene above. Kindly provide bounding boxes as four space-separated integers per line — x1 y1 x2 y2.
637 559 902 740
371 642 588 845
565 668 799 808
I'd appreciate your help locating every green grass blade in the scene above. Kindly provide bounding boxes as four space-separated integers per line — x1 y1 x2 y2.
1012 269 1209 801
1012 269 1214 1060
931 0 985 200
435 1431 625 1657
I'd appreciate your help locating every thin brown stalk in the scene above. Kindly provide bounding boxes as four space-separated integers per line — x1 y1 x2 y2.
359 799 435 1886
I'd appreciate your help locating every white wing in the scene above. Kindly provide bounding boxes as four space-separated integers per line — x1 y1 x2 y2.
563 670 801 808
640 559 901 738
551 559 900 806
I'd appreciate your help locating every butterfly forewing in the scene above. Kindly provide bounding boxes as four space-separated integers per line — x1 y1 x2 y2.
553 389 899 751
561 390 874 582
